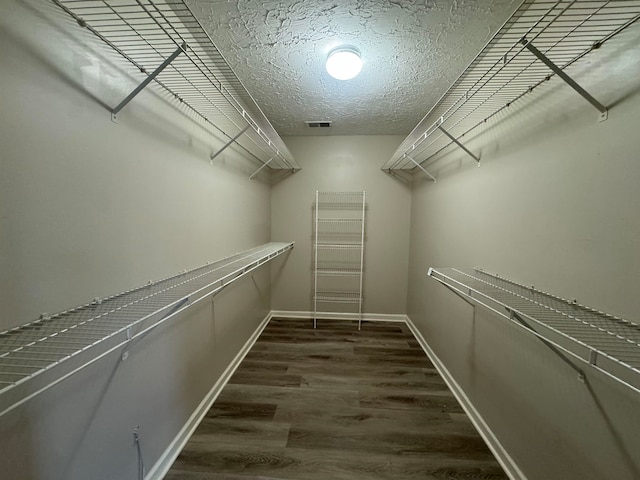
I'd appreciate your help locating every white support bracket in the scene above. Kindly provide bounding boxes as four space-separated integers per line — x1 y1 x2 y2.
521 38 608 122
510 310 586 382
111 43 187 122
405 155 436 182
210 125 251 163
249 156 274 180
437 125 481 164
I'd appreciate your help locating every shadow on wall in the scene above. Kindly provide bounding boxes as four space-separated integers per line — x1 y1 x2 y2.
271 247 294 295
583 378 640 479
8 0 114 110
9 0 274 180
383 169 413 187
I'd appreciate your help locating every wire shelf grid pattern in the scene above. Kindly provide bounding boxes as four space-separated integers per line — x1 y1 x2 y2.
383 0 640 172
428 267 640 393
315 246 363 271
314 291 363 304
0 242 293 415
315 192 368 209
52 0 298 171
313 191 366 328
316 218 364 246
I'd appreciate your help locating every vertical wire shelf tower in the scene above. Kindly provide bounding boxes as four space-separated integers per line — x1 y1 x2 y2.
313 192 366 330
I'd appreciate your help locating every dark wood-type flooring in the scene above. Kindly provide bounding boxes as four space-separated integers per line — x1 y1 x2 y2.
165 318 507 480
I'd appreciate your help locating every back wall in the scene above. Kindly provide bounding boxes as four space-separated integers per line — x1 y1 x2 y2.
271 135 410 316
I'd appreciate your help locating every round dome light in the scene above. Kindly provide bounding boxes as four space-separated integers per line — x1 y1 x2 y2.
326 47 363 80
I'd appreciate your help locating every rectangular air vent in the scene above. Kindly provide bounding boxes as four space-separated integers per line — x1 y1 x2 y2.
305 120 332 128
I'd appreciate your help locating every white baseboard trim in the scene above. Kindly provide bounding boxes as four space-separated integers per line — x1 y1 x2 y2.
269 310 408 323
146 310 524 480
404 316 527 480
145 312 273 480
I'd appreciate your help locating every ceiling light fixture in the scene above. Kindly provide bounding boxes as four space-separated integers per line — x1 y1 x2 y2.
326 46 362 80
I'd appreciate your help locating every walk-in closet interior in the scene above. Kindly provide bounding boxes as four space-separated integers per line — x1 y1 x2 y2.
1 0 639 479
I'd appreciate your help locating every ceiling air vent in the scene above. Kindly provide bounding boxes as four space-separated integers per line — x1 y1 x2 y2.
305 120 332 128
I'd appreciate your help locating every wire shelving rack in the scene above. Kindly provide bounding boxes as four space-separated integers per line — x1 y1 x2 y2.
382 0 640 176
313 192 366 330
0 242 293 417
428 267 640 394
51 0 299 175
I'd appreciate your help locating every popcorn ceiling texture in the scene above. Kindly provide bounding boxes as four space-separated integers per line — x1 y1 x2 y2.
185 0 520 136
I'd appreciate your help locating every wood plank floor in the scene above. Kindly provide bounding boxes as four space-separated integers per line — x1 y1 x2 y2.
165 318 507 480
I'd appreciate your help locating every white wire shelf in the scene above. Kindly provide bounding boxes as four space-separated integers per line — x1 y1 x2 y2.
315 269 362 277
51 0 299 174
314 191 366 329
0 242 293 417
382 0 640 174
315 219 364 245
315 243 363 248
315 192 367 209
314 292 363 304
317 218 364 222
428 267 640 393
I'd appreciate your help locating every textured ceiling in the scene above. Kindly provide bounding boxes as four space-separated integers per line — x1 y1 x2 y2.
185 0 521 136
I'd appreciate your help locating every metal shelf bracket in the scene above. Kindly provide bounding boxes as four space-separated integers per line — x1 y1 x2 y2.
405 155 436 182
111 43 187 122
437 124 481 164
210 125 251 162
521 38 608 122
509 309 585 382
249 156 274 180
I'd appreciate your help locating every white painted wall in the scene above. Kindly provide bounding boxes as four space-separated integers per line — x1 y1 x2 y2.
0 1 272 479
270 135 411 316
407 27 640 480
5 1 640 479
